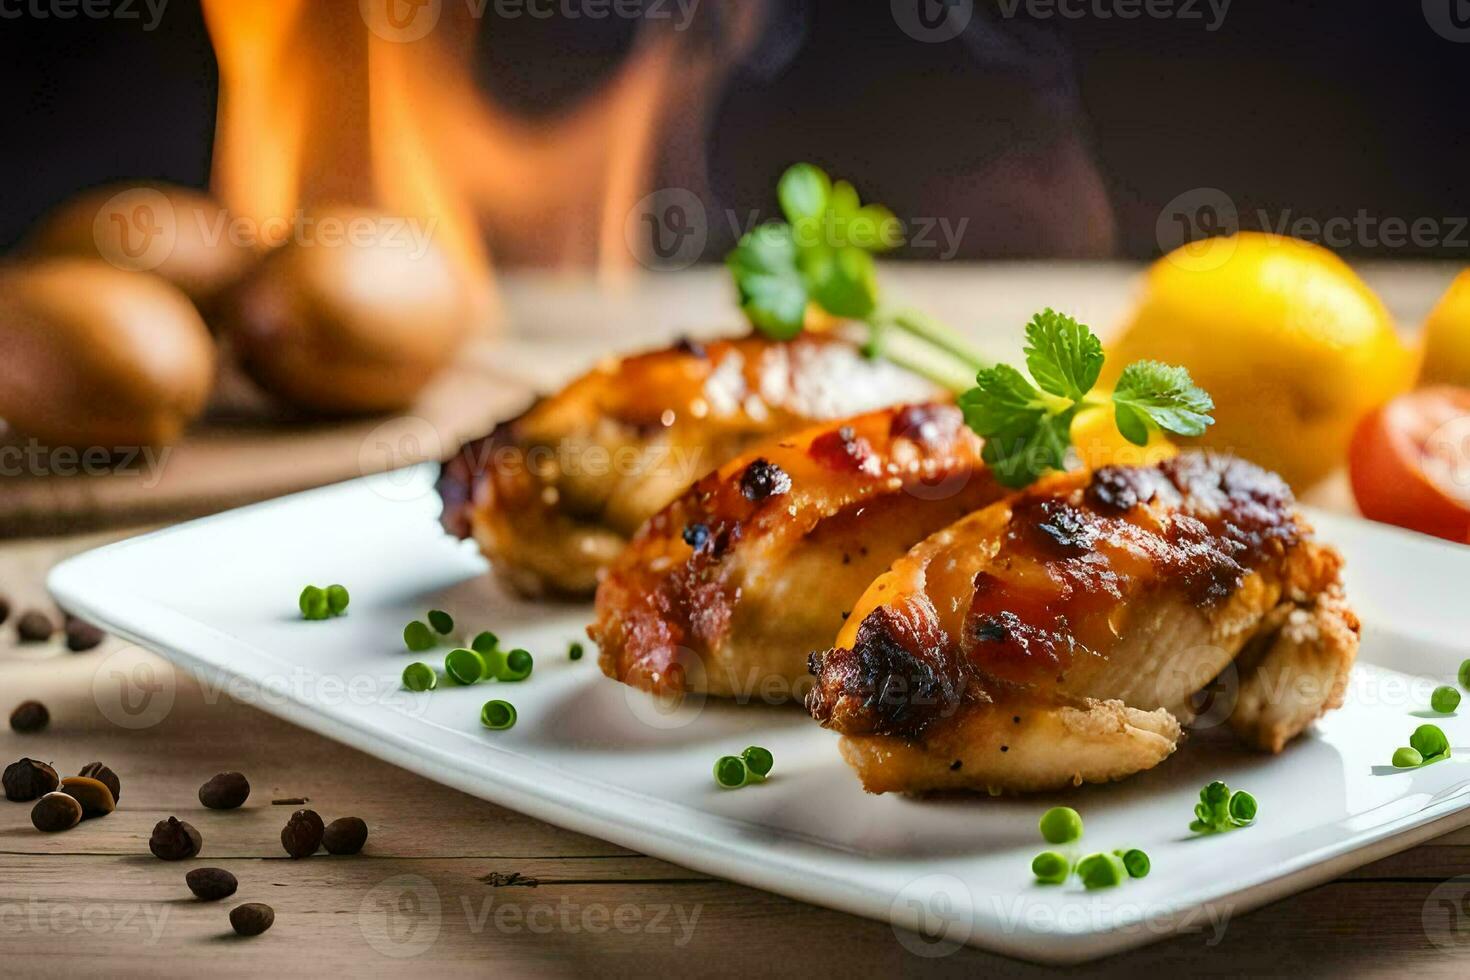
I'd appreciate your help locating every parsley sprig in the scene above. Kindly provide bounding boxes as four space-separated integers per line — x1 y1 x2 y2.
727 164 1215 488
960 310 1214 486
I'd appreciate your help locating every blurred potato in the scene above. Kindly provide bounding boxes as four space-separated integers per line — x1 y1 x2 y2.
222 207 469 416
0 258 216 447
27 182 256 313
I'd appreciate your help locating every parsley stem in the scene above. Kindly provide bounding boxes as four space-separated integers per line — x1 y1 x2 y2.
872 327 979 394
886 307 991 372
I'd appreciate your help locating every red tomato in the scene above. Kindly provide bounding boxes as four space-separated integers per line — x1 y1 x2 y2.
1349 386 1470 543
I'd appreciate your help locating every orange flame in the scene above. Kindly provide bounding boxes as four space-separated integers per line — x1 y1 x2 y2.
203 1 767 321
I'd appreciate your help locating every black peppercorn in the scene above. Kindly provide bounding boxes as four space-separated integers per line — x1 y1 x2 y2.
739 458 791 502
64 618 105 652
280 809 324 858
322 816 368 855
16 610 54 643
198 771 250 809
31 792 82 832
9 701 48 733
186 868 239 902
229 903 275 937
77 762 121 803
681 523 709 549
4 758 59 801
150 816 203 860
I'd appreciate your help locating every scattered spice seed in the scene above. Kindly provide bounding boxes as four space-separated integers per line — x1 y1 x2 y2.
4 758 59 801
64 618 105 652
150 817 203 860
16 610 54 643
186 868 239 902
568 642 584 661
9 701 49 733
77 762 121 803
280 809 324 858
198 771 251 810
271 797 308 806
31 792 82 832
229 903 275 937
322 816 368 855
59 776 115 819
739 458 791 501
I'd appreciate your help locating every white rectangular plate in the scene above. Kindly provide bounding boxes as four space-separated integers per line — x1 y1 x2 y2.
49 466 1470 963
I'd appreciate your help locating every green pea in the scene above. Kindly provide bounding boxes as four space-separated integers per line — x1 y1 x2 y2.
403 620 435 652
568 642 584 661
1228 791 1258 825
299 586 329 620
428 610 454 636
713 755 748 789
1121 849 1150 879
471 631 498 654
1392 746 1423 768
742 746 774 780
480 700 516 730
1076 852 1125 890
1031 851 1069 884
494 649 533 682
1431 686 1461 714
402 662 437 692
325 584 349 616
444 648 487 686
1410 724 1451 762
1038 806 1082 844
1460 659 1470 690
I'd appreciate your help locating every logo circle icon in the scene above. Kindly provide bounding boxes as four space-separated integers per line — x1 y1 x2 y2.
92 187 177 273
625 188 708 272
359 874 442 958
357 416 446 502
91 645 177 731
889 873 975 957
1423 875 1470 953
360 0 443 43
891 0 974 43
620 647 708 730
1424 0 1470 42
1156 187 1240 272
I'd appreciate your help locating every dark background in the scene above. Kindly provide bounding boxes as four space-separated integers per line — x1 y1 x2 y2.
2 0 1467 261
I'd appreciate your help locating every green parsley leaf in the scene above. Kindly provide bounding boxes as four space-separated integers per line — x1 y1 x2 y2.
958 364 1048 436
728 223 807 339
979 406 1079 487
1111 360 1215 446
1024 309 1104 401
803 245 879 320
777 163 831 225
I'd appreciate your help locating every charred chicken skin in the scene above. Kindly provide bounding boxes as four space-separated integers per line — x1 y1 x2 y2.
590 404 1007 699
438 334 940 597
807 453 1359 794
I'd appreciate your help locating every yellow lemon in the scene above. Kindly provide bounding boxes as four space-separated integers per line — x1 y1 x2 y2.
1419 270 1470 387
1072 403 1177 470
1104 232 1413 489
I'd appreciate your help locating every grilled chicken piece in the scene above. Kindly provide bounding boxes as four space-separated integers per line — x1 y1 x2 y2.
591 404 1006 699
808 454 1359 794
438 334 940 597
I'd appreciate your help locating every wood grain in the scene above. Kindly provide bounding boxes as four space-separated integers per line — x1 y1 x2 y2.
3 265 1470 975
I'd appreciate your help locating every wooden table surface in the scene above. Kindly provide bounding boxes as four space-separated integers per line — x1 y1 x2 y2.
3 265 1469 977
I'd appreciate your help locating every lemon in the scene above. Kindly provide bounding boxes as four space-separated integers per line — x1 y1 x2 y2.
1104 232 1413 489
1419 270 1470 388
1072 403 1177 470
